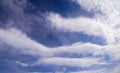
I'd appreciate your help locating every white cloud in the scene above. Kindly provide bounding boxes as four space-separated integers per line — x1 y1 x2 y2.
48 0 120 45
0 28 119 69
0 0 120 72
48 13 104 36
46 0 120 72
0 27 120 73
73 0 120 33
48 13 120 45
15 61 29 67
73 0 115 14
0 28 52 57
0 28 120 73
52 43 120 61
33 57 102 67
52 42 104 56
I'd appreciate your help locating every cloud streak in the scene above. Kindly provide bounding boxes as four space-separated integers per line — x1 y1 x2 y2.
34 57 102 67
0 28 52 57
48 0 120 45
0 27 120 71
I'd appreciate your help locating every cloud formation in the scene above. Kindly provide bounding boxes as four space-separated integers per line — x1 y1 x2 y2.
46 0 120 72
48 0 120 45
0 27 120 73
0 28 52 57
33 57 101 67
0 0 120 73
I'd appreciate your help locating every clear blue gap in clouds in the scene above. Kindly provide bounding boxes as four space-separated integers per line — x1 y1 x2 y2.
0 5 10 27
24 65 84 72
28 0 94 18
29 26 106 47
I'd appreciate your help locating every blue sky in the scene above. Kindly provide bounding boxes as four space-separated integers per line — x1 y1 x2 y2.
0 0 120 73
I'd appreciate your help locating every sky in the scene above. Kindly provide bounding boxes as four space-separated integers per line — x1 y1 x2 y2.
0 0 120 73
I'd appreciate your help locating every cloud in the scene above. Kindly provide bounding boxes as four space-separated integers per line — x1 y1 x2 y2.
72 0 120 33
48 13 120 45
0 0 120 73
45 0 120 72
72 0 115 14
15 61 29 67
0 28 52 57
4 60 29 67
33 57 102 67
48 0 120 45
0 27 120 70
0 28 105 68
52 43 120 61
52 42 103 56
48 13 104 36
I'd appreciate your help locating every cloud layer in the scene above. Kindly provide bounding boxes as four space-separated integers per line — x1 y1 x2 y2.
0 0 120 73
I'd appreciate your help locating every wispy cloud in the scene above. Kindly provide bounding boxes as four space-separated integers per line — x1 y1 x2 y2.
0 27 120 72
0 28 52 57
32 57 102 67
48 0 120 45
0 0 120 73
